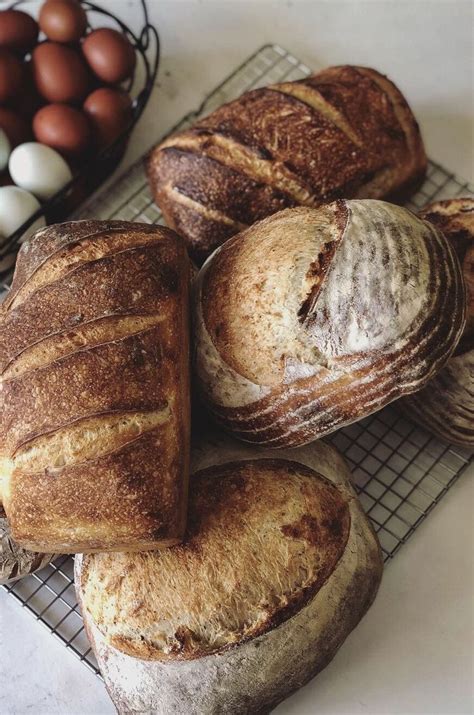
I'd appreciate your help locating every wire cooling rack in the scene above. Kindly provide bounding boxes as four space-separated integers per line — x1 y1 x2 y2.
2 44 473 676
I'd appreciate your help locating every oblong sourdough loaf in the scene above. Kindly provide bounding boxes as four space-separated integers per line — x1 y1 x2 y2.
148 65 427 263
0 507 53 584
401 198 473 446
193 200 465 447
0 220 191 553
75 431 383 715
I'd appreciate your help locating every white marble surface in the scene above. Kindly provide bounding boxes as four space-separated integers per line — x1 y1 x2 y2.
1 1 473 714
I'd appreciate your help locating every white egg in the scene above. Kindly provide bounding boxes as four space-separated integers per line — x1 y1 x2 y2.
9 142 72 201
0 128 11 172
0 186 46 243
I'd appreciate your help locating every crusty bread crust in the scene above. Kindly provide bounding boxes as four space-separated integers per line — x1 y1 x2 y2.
75 433 382 714
148 65 427 263
0 220 191 552
193 200 466 447
401 198 474 446
0 507 53 584
79 459 351 661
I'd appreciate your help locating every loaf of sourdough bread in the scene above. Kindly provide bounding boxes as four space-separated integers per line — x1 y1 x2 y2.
148 65 427 262
76 431 382 714
193 200 465 447
401 198 473 446
0 220 191 553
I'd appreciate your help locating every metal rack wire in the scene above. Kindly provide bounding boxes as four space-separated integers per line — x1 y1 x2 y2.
2 44 473 677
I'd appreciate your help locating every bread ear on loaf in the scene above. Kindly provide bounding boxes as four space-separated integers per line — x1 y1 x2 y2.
193 200 465 447
75 430 382 715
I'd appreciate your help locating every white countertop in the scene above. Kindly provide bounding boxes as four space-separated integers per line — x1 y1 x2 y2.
0 1 473 714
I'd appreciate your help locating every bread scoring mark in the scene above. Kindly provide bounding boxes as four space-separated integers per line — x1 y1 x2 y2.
271 83 363 148
1 313 166 380
1 324 172 458
162 184 248 231
159 132 318 207
0 221 190 553
12 408 171 473
212 232 464 445
196 205 351 398
355 67 415 156
400 198 474 445
297 242 337 322
6 229 166 312
402 351 474 446
419 197 474 354
195 200 465 446
309 201 433 357
352 165 400 200
298 199 349 326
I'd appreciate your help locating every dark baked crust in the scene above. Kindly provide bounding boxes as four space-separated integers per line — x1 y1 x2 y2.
0 220 191 552
148 65 427 263
400 198 474 446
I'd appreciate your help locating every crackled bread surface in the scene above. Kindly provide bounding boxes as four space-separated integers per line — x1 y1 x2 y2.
148 65 427 262
401 198 474 446
0 220 191 553
79 458 351 660
193 200 466 447
76 435 382 715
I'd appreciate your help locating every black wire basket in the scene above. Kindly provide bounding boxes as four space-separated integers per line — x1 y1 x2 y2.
0 0 159 281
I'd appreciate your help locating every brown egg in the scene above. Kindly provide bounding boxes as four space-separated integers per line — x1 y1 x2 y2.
0 9 38 57
33 103 91 158
9 60 43 120
39 0 87 44
83 87 132 148
32 42 89 103
0 48 23 103
82 28 136 84
0 107 32 148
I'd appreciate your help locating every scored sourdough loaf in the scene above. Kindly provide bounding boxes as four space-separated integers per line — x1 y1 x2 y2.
75 431 383 715
193 200 466 447
0 220 191 553
401 198 474 446
148 65 427 263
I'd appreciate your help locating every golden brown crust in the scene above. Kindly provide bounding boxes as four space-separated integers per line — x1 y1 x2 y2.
0 506 54 584
193 200 465 447
401 198 474 446
79 457 352 661
148 65 427 263
75 434 382 715
0 220 191 552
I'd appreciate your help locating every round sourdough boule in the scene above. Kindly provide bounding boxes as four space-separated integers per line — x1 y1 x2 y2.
400 198 474 446
0 507 53 584
193 199 466 447
75 433 382 715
